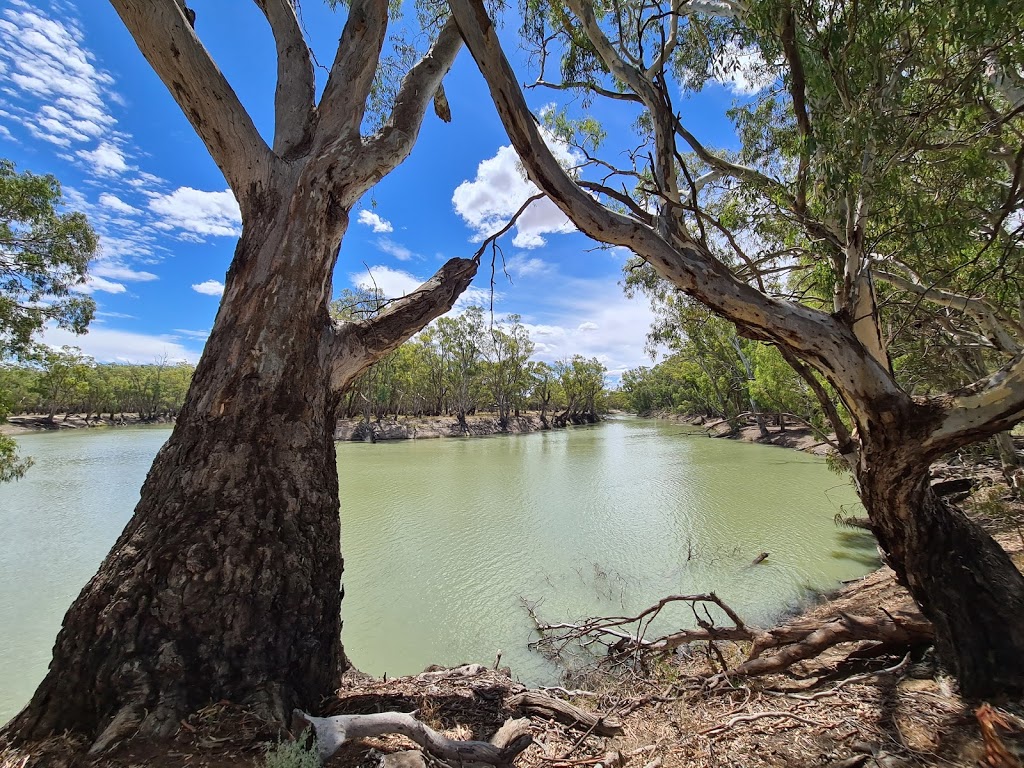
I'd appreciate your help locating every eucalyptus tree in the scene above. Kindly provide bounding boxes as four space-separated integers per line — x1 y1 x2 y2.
481 314 535 427
436 306 486 429
0 159 96 482
5 0 478 750
449 0 1024 696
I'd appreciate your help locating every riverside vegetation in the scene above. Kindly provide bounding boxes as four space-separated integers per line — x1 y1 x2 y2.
3 0 1024 763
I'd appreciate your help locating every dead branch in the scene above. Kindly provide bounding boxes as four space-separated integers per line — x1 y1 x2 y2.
507 692 623 736
292 710 532 765
699 710 826 736
530 593 933 684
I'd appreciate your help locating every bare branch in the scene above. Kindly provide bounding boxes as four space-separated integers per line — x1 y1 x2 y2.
254 0 315 157
925 351 1024 455
294 710 532 765
330 256 479 391
109 0 274 199
317 0 390 143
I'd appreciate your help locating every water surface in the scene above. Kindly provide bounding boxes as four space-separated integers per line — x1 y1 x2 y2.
0 418 875 722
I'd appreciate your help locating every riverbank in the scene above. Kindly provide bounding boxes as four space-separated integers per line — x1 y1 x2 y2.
0 413 174 435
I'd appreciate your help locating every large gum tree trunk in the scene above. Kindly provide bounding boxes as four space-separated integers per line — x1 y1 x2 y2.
857 405 1024 698
2 0 474 751
9 199 349 746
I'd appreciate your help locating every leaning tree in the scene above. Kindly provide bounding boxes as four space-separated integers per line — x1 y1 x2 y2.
448 0 1024 697
4 0 479 752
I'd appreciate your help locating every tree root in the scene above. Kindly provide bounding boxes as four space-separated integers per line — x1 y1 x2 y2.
292 710 532 765
528 593 934 683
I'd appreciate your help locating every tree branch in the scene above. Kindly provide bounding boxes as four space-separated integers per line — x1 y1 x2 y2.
293 710 532 765
317 0 390 144
254 0 316 158
448 0 903 407
109 0 274 199
329 256 479 391
925 351 1024 456
359 17 464 180
875 269 1023 355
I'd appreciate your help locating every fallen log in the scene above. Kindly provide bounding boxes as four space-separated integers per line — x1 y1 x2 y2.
292 710 532 765
507 692 623 736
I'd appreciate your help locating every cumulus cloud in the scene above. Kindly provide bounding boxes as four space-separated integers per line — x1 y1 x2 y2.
518 278 660 380
98 192 138 214
505 255 552 278
41 324 202 365
90 261 158 282
149 188 241 238
76 140 130 176
192 279 225 296
0 3 119 148
712 42 775 95
453 134 580 249
376 237 415 261
357 210 394 233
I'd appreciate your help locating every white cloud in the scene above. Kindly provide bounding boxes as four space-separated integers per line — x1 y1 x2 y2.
41 324 202 365
376 237 415 261
74 275 126 294
149 187 241 238
90 261 158 282
192 279 225 296
0 4 118 148
357 210 394 233
75 140 129 176
349 266 422 298
506 255 552 278
172 328 210 340
519 278 660 380
452 136 579 249
98 192 138 214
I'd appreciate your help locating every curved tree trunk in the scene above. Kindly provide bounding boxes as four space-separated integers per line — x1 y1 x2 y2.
857 405 1024 698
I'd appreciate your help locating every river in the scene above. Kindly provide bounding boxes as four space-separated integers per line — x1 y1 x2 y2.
0 417 876 722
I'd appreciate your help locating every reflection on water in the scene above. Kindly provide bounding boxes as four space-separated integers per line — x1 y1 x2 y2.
0 417 876 722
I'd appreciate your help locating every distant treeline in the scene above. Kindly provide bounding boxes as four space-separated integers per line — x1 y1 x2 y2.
1 347 195 422
1 301 617 428
335 302 611 429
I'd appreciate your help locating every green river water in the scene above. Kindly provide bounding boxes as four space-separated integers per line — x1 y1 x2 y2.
0 417 876 723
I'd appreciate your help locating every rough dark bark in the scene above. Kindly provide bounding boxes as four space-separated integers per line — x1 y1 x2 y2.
9 198 346 747
857 412 1024 698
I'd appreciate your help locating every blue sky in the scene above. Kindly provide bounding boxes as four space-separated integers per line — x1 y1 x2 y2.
0 0 752 380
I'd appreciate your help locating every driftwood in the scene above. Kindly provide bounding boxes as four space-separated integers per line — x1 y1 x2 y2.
507 691 623 736
528 593 933 682
293 709 532 765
